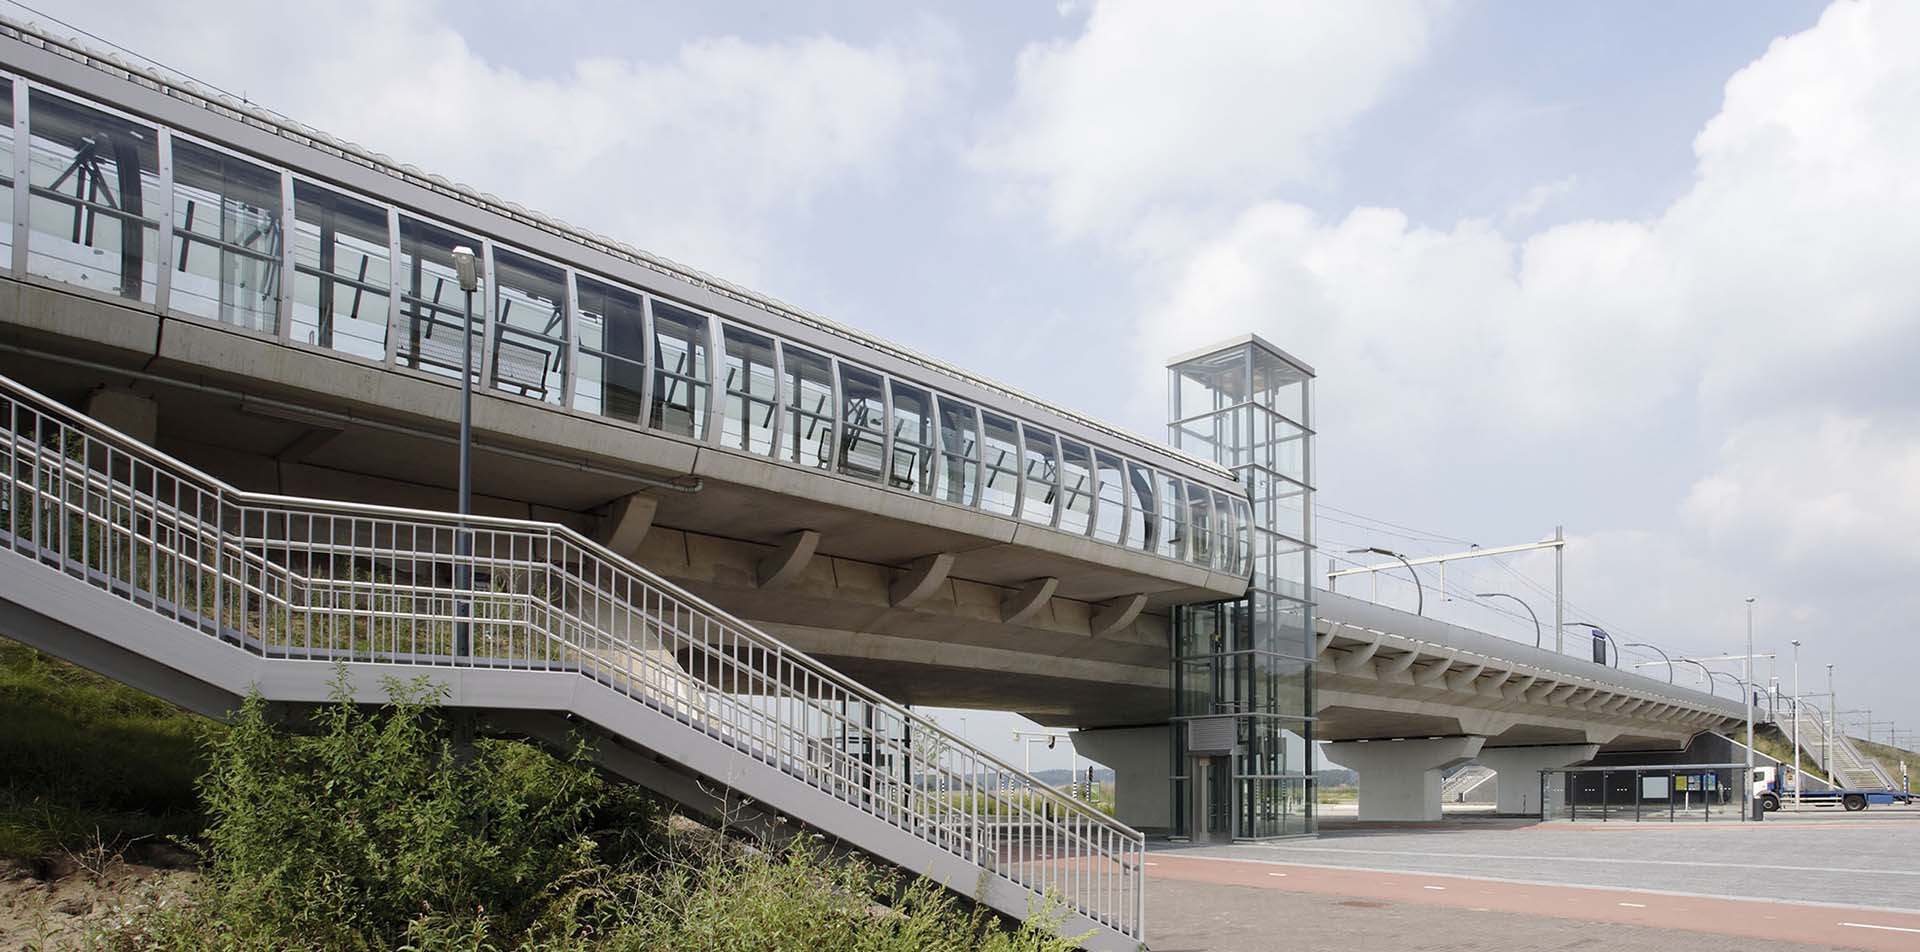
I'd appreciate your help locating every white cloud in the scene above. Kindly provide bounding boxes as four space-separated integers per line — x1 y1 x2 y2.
1137 0 1920 460
46 0 956 279
972 0 1445 238
1502 176 1576 228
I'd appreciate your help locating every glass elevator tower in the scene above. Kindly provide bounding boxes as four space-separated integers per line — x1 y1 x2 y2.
1167 336 1316 840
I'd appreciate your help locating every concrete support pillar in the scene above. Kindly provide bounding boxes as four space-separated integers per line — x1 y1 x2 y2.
1476 744 1600 816
84 387 158 445
1071 725 1169 833
1321 736 1485 821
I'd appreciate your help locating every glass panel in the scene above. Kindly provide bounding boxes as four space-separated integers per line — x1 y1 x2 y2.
1213 490 1239 573
1235 498 1255 576
573 275 647 422
838 364 885 481
1092 452 1125 544
1157 472 1186 560
649 300 710 438
782 344 835 469
1187 480 1212 567
1057 440 1094 535
1019 425 1059 526
291 180 390 360
933 396 979 507
887 381 934 493
27 90 162 302
396 216 483 382
169 138 282 332
1126 463 1158 551
489 249 566 404
720 324 777 455
0 79 15 267
980 412 1020 518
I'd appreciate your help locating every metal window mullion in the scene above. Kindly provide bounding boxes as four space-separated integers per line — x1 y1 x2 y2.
383 207 401 368
1048 431 1064 529
972 405 985 509
154 127 173 314
638 295 656 432
277 169 295 343
928 392 948 505
561 268 579 409
479 240 497 396
826 354 843 472
880 376 895 489
1009 420 1026 521
770 338 787 463
11 79 27 275
703 312 723 444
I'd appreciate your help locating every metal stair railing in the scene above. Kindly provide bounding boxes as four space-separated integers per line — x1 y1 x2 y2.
1796 700 1892 791
1440 764 1493 801
0 373 1145 944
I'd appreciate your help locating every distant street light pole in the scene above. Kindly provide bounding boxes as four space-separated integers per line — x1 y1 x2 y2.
1476 592 1540 648
1791 639 1801 805
1676 658 1717 695
1625 642 1672 683
451 245 479 659
1745 597 1756 819
1350 547 1422 616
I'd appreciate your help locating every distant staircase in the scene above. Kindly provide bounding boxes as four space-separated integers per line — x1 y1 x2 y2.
1794 699 1894 791
0 374 1145 950
1441 764 1495 803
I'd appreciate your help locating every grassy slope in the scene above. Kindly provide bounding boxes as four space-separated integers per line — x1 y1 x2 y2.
0 635 211 863
1850 736 1920 792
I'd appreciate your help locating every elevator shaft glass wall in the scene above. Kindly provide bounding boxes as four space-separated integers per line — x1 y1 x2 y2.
1167 337 1316 840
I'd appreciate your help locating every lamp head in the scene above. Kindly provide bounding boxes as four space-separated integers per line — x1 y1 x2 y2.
451 245 479 292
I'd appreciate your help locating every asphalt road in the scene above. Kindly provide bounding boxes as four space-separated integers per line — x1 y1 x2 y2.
1144 812 1920 951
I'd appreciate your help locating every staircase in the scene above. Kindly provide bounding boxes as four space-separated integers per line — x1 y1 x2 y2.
0 374 1145 951
1441 764 1495 803
1794 699 1894 791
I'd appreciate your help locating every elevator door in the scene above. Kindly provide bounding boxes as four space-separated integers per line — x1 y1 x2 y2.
1191 755 1233 842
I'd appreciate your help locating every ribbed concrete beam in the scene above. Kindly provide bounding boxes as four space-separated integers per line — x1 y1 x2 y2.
1089 593 1147 638
1546 684 1579 704
1445 663 1486 693
1001 577 1059 626
756 529 820 589
1378 649 1421 677
1335 636 1384 676
1479 669 1514 698
600 493 660 557
889 552 955 609
1413 657 1457 688
1503 674 1538 701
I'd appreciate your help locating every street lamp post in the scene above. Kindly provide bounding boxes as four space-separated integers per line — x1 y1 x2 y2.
1350 547 1422 616
1625 642 1672 683
1745 597 1756 820
1826 663 1835 776
1476 592 1540 648
451 245 479 659
1676 658 1716 695
1790 639 1801 806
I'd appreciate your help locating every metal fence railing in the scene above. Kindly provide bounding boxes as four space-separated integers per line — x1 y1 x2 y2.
0 372 1145 944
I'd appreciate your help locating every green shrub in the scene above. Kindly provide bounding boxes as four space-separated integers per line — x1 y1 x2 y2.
95 667 1084 952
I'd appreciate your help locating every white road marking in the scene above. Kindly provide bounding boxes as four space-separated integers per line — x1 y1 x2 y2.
1618 902 1647 908
1267 872 1287 877
1263 845 1920 878
1424 885 1446 891
1143 862 1158 867
1840 922 1920 934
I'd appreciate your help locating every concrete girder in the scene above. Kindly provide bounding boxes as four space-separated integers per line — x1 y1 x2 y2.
1546 684 1579 704
1526 679 1558 703
83 386 158 444
600 493 660 558
1001 577 1060 626
757 529 821 589
1566 687 1598 708
1502 674 1538 701
275 425 344 463
1089 594 1148 638
1314 622 1350 658
1478 669 1514 699
1334 635 1384 676
888 553 955 610
1412 653 1459 687
1377 648 1421 678
1445 663 1486 694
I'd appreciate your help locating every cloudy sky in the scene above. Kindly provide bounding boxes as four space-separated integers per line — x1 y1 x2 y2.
27 0 1920 768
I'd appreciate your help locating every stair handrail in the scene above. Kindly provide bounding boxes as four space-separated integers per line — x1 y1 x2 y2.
0 372 1144 938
